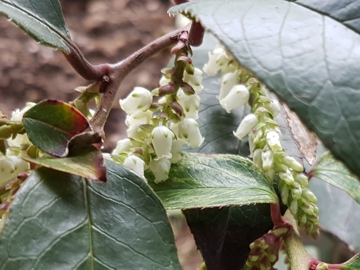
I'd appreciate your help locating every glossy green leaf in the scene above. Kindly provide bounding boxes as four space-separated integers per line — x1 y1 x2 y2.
170 0 360 178
0 0 71 53
183 205 273 270
23 100 89 157
311 151 360 204
0 161 181 269
22 146 107 182
148 153 277 209
342 254 360 270
292 0 360 35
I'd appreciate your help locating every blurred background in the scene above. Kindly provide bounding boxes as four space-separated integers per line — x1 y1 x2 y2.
0 1 355 269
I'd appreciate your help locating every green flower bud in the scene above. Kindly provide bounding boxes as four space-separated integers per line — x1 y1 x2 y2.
302 188 317 203
279 169 295 185
281 185 289 205
290 199 298 215
291 185 302 200
294 173 309 187
282 156 303 172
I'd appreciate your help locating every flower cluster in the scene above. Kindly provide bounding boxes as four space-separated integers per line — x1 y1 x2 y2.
0 104 33 229
245 227 288 269
203 46 319 238
112 33 204 183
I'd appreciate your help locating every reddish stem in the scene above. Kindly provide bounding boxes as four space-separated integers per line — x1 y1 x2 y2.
189 21 205 47
89 27 188 134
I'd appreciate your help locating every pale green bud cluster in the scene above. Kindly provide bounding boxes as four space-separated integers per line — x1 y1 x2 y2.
246 227 288 270
204 46 319 238
113 61 204 184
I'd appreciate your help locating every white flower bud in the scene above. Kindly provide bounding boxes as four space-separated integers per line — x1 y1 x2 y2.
120 87 152 115
183 68 204 93
149 158 171 183
0 154 29 186
125 110 152 127
203 47 231 76
269 99 281 118
159 75 171 86
127 125 149 141
218 70 240 100
266 130 282 151
233 114 258 140
8 102 36 148
179 118 204 148
170 139 185 163
219 84 249 113
151 126 173 160
252 148 262 168
261 148 273 171
112 138 132 155
11 102 36 121
123 155 145 180
177 89 201 119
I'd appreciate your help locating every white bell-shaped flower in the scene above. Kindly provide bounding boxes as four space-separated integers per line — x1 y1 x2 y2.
218 70 240 100
112 138 132 155
0 154 29 186
159 75 171 86
119 87 152 115
261 148 274 171
11 102 36 121
123 154 145 180
8 102 35 148
183 68 204 93
252 148 262 168
266 130 282 151
233 114 258 140
170 139 186 163
219 84 249 113
125 110 152 127
203 47 231 76
151 126 174 160
179 118 204 148
127 125 149 141
149 158 171 183
176 89 201 119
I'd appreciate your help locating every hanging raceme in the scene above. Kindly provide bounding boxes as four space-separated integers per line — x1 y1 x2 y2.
112 31 204 183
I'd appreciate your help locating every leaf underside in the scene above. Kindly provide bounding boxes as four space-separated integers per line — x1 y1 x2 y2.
311 151 360 205
0 161 181 269
183 205 273 270
0 0 71 53
170 0 360 179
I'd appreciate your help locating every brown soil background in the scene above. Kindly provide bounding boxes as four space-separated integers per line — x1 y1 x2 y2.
0 0 202 268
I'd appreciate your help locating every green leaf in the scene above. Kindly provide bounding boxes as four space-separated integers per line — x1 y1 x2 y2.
148 153 277 209
342 254 360 270
23 100 90 157
22 145 107 182
183 205 273 270
170 0 360 178
0 161 181 269
292 0 360 35
0 0 71 53
311 151 360 204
